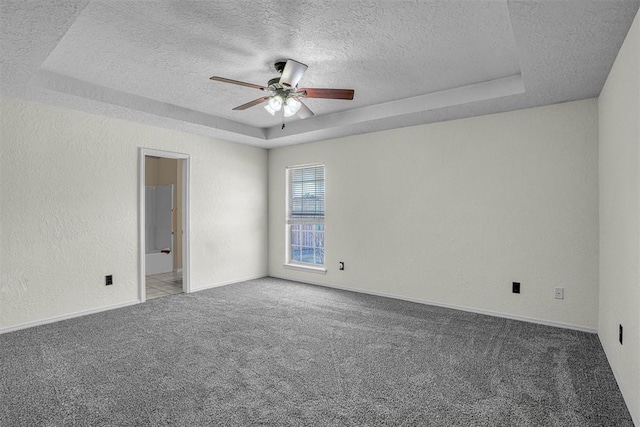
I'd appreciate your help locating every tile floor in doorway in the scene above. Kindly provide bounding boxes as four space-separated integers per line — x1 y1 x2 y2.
146 271 183 299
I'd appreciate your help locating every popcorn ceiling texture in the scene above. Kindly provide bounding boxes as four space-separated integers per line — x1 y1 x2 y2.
1 0 638 147
0 96 268 330
40 0 521 127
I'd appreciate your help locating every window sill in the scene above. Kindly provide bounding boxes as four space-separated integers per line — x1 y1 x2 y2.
283 263 327 274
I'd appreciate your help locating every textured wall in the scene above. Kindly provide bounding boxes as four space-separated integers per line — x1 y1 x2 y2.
598 10 640 425
269 99 599 330
0 97 268 330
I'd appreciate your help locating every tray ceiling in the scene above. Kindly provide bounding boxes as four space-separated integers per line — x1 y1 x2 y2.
1 0 638 148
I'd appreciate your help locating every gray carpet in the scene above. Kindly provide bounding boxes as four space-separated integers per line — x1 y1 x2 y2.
0 277 633 426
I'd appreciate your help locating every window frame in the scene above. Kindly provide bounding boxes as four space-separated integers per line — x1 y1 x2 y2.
283 163 327 274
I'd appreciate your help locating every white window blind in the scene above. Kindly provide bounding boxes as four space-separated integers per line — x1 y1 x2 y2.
286 164 325 266
287 165 325 224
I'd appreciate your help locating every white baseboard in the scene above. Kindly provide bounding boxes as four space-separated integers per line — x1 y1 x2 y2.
0 300 141 334
191 274 268 292
2 275 597 336
598 334 639 426
1 275 268 334
269 274 598 334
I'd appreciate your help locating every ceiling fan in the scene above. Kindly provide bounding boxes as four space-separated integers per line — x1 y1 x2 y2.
210 59 355 121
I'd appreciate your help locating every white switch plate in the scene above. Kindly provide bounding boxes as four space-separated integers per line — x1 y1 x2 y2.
554 287 564 299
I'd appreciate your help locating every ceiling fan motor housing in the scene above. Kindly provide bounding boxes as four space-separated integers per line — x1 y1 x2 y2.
273 61 287 74
267 77 282 88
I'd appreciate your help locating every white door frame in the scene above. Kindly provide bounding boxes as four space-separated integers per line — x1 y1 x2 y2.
139 148 191 302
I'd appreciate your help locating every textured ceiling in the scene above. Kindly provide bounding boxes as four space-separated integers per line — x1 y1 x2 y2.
1 1 638 148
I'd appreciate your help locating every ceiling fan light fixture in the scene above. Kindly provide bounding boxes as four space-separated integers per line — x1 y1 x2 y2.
283 107 295 117
283 97 301 117
211 59 354 122
268 95 283 112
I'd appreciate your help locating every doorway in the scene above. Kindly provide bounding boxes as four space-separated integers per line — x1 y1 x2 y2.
139 148 190 301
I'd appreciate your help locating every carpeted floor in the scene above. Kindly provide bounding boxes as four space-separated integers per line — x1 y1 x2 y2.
0 277 633 426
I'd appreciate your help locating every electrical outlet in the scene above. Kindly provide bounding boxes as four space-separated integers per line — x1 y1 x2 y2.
105 275 113 286
512 282 520 294
338 262 344 271
554 287 564 299
619 324 623 345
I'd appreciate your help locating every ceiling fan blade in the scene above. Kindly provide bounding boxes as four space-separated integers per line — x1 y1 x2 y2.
299 88 354 100
279 59 308 88
232 96 270 110
210 76 267 91
296 100 314 119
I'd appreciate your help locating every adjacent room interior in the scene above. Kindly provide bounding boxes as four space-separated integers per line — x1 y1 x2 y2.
1 1 639 425
143 155 185 299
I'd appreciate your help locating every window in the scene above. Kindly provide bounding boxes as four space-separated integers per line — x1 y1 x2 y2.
286 164 325 267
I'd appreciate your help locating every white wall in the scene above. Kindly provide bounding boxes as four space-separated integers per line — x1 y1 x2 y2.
598 10 640 425
269 99 599 331
0 97 268 330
